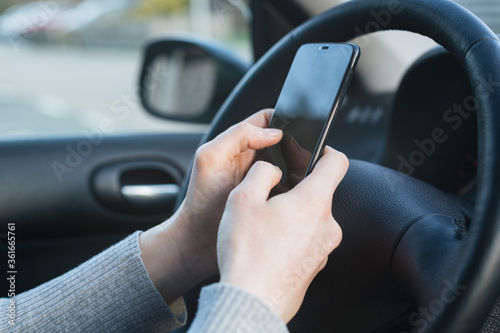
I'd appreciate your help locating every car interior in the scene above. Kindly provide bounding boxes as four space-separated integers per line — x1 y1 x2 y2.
1 0 500 332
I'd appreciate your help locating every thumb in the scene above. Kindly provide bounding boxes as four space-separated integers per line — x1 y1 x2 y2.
233 161 282 202
293 146 349 199
213 122 283 158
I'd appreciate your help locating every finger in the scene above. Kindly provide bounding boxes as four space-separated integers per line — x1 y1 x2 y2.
213 122 283 159
244 109 275 128
292 146 349 199
233 161 282 202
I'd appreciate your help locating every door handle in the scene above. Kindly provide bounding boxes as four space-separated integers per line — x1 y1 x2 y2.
92 160 183 215
121 184 180 207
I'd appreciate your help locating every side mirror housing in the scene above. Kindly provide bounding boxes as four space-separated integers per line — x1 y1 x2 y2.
139 36 249 123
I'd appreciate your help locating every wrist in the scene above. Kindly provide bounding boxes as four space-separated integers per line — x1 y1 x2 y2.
140 211 217 304
174 202 219 264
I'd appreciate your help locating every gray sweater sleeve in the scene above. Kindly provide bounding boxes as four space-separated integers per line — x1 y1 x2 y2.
0 231 186 333
1 232 288 333
189 283 289 333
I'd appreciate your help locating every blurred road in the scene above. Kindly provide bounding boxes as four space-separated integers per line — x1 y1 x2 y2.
0 42 206 137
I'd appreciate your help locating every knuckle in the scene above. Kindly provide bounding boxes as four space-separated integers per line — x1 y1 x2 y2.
196 142 212 158
195 143 209 158
252 160 282 179
319 209 334 225
253 160 274 172
235 121 253 134
319 257 328 271
327 219 343 249
228 186 251 203
195 143 215 165
253 160 268 168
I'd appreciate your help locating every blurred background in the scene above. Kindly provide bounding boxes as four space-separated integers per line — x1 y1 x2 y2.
0 0 498 137
0 0 251 136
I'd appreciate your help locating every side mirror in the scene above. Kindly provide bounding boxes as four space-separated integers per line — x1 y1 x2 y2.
139 36 249 123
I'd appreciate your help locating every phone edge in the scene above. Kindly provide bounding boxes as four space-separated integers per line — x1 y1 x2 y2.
305 43 361 176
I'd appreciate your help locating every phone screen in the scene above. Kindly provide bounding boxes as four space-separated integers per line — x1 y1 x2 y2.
261 43 359 194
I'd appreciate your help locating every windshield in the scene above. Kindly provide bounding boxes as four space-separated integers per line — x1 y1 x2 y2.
296 0 500 94
299 0 500 33
457 0 500 33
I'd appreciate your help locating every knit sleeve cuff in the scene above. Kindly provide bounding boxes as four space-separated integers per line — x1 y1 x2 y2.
2 231 186 333
189 282 289 333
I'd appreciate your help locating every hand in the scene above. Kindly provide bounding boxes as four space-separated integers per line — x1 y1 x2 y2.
140 109 283 304
217 146 348 323
178 109 282 261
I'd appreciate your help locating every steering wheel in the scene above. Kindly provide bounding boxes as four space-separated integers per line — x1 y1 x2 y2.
176 0 500 332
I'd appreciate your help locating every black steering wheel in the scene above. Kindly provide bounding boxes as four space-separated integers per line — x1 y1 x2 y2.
176 0 500 332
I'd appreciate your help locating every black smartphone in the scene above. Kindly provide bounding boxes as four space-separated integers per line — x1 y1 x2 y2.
261 43 360 194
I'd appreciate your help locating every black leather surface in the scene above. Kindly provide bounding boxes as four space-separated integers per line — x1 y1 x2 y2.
288 160 465 332
176 1 500 332
381 46 477 193
427 37 500 333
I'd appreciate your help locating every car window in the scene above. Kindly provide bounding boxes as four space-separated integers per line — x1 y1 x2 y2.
0 0 251 138
295 0 499 95
456 0 500 33
298 0 500 33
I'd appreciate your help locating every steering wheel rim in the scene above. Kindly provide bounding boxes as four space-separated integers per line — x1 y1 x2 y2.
176 1 500 332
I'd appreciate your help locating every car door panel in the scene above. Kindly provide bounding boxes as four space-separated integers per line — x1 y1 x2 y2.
0 133 202 293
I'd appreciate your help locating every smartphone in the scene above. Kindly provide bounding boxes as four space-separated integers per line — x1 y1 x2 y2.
261 43 360 194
